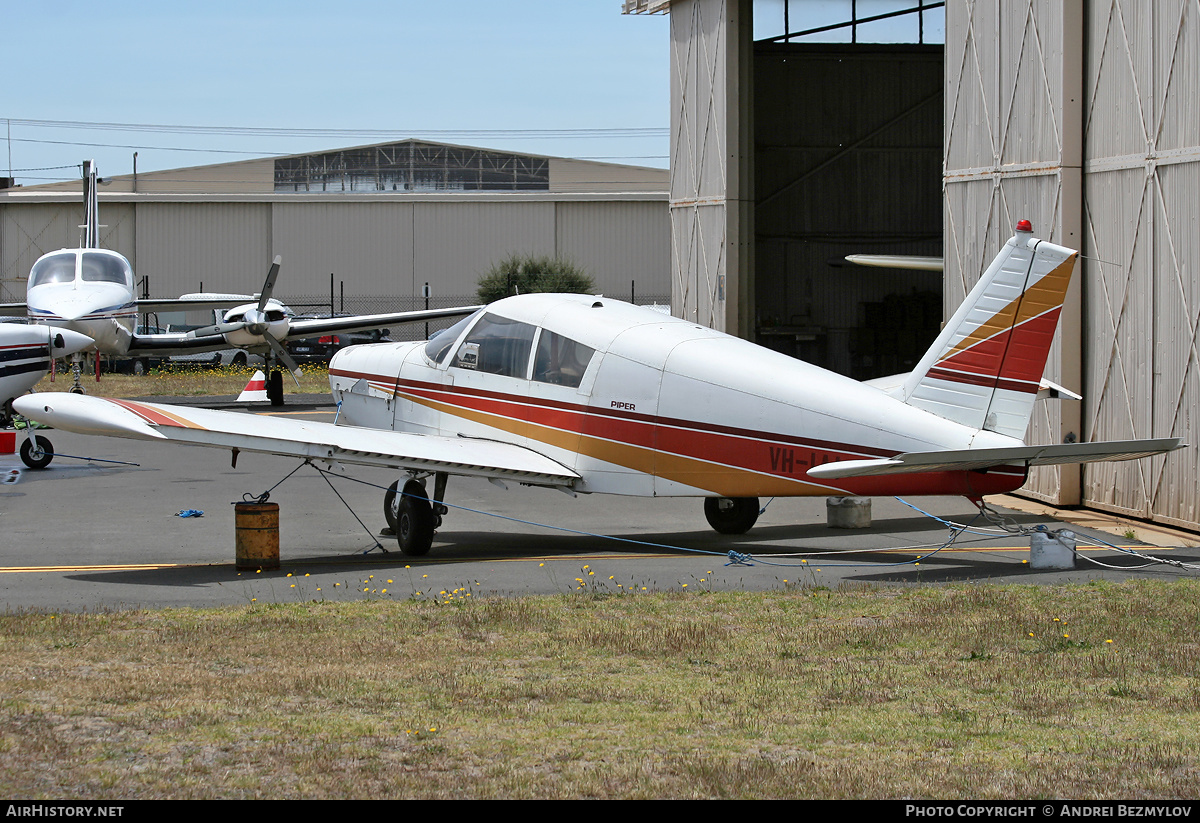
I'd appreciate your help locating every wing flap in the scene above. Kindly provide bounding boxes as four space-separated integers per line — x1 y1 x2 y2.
13 394 579 486
808 438 1184 480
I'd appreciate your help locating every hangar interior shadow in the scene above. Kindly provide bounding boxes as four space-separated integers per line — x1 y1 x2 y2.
753 42 944 380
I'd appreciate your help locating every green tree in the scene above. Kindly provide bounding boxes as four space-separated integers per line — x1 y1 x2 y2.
476 253 595 303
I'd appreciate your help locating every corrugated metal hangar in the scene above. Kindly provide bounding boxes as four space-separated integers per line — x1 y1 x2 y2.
0 140 671 324
626 0 1198 531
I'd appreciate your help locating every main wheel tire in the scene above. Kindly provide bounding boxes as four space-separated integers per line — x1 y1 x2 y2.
395 479 435 556
383 479 401 531
20 435 54 470
703 496 760 535
132 359 147 376
267 370 284 406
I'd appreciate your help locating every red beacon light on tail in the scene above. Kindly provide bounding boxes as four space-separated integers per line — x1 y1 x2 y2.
1016 219 1033 233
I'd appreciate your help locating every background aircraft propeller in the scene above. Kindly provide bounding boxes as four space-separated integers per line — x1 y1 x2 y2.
185 256 302 381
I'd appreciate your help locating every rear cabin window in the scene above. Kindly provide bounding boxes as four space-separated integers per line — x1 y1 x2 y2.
532 330 595 388
450 314 536 378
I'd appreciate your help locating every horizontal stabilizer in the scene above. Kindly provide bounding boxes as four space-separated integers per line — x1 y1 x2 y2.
844 254 944 272
13 393 579 487
807 438 1184 480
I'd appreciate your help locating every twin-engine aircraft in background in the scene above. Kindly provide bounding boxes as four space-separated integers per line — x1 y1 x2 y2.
16 222 1184 556
0 323 93 467
0 160 479 404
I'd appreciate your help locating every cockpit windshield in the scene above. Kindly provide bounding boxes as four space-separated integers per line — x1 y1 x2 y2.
424 309 483 365
80 252 132 286
28 253 77 288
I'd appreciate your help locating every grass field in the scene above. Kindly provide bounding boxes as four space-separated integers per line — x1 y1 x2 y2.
2 580 1198 799
15 364 1200 798
34 363 333 398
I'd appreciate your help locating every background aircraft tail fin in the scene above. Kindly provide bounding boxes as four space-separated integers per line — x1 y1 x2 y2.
900 221 1077 439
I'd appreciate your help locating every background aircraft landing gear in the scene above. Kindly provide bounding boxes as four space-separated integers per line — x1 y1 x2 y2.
20 434 54 469
704 496 760 534
266 370 284 406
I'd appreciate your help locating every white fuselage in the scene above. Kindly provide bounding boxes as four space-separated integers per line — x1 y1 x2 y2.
328 294 1027 499
25 249 137 356
0 324 94 409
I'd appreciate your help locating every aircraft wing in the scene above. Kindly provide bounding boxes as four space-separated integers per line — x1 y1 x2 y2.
843 254 944 272
0 302 27 317
12 393 579 487
121 305 483 357
284 306 483 341
136 295 255 313
124 330 250 357
807 438 1185 480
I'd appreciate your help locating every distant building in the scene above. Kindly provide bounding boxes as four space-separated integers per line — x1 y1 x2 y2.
0 140 670 324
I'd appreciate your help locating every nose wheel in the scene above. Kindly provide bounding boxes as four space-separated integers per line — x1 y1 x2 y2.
266 370 284 406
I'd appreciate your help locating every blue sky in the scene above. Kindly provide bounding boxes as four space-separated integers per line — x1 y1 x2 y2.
3 1 670 185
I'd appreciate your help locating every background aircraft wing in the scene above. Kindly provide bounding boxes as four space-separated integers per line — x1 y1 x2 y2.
136 295 256 313
13 393 579 487
807 438 1184 480
124 330 248 357
843 254 944 272
0 301 27 316
284 306 483 340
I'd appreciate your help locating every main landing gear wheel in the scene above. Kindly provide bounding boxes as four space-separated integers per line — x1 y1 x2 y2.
703 496 760 535
20 435 54 470
394 479 435 556
383 479 401 533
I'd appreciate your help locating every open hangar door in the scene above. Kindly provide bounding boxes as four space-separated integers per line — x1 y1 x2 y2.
753 42 943 380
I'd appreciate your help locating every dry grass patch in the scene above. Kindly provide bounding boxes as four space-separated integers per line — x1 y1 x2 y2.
2 580 1199 798
34 363 332 398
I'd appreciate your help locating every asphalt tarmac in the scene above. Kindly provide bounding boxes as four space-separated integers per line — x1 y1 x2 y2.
2 394 1197 612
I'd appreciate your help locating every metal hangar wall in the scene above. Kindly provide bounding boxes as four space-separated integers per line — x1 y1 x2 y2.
634 0 1198 531
946 1 1199 529
0 141 671 335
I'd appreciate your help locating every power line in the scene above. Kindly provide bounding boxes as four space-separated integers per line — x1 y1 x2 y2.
7 118 669 140
9 136 277 156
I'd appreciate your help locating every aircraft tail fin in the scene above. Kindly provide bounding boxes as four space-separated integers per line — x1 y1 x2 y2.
81 159 100 249
900 221 1077 439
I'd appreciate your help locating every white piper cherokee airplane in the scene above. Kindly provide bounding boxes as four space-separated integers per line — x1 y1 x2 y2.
14 221 1184 556
0 323 93 467
0 161 479 404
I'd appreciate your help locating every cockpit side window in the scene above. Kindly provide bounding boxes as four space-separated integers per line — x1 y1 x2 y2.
29 253 77 288
424 309 482 365
80 253 132 286
532 330 595 388
450 313 536 378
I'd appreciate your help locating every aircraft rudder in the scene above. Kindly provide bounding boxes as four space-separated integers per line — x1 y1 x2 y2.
901 221 1078 438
